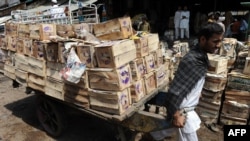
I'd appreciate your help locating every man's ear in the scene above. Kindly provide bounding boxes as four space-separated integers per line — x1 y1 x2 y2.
200 36 206 43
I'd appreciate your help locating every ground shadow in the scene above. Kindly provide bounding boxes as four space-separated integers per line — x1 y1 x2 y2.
4 93 118 141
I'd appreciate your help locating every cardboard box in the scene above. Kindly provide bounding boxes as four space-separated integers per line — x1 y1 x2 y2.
93 17 133 40
95 39 136 68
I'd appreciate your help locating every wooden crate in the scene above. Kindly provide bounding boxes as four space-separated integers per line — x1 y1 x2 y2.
45 77 64 100
89 88 131 115
43 41 58 62
28 81 45 92
95 39 136 68
144 53 156 73
93 17 133 40
7 35 17 52
46 61 65 81
144 72 156 94
221 100 250 119
219 115 247 125
146 33 159 52
28 73 45 86
3 63 15 80
4 70 16 80
243 57 250 75
196 106 219 122
203 73 227 92
76 43 97 68
28 56 46 77
32 41 46 60
155 64 167 87
56 24 75 38
129 58 146 81
14 54 29 72
0 34 7 49
224 89 250 104
201 88 223 103
29 24 57 41
88 64 132 91
16 39 25 54
64 92 89 108
152 49 164 68
15 68 28 86
227 70 250 92
130 79 146 103
207 54 228 74
235 51 248 70
64 83 89 97
58 42 66 63
18 23 29 33
5 22 18 37
29 24 40 40
219 38 237 57
133 36 149 58
4 63 15 74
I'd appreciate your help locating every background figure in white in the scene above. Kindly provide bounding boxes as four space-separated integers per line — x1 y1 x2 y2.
180 6 190 39
174 6 182 40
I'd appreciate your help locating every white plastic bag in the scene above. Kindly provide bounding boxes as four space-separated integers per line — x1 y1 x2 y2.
60 47 86 84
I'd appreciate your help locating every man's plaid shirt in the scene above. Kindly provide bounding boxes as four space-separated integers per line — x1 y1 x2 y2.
165 45 209 120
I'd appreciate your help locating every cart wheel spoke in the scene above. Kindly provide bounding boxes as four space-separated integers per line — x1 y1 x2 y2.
36 95 67 137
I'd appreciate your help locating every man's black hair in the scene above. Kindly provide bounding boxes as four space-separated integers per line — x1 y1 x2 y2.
198 22 224 40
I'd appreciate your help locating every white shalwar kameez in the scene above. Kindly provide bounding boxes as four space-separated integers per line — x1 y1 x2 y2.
180 11 190 39
150 77 205 141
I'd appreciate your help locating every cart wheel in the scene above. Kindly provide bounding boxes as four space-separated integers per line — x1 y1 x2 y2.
36 96 67 137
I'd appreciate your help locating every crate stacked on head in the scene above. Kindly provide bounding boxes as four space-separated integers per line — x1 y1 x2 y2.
196 53 229 124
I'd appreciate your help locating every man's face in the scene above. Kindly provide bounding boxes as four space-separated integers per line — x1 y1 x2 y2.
201 33 223 54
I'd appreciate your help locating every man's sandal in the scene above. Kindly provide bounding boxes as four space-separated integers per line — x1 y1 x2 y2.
204 121 219 132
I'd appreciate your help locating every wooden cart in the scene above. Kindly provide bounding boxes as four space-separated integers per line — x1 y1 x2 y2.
31 81 170 141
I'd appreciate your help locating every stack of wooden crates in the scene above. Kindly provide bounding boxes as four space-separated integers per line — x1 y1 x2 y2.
219 38 250 125
0 17 170 116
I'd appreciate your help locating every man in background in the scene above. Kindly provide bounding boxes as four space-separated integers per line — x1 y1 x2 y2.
180 5 190 40
174 6 182 40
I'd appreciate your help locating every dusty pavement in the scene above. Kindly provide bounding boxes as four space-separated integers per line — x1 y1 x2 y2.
0 73 224 141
